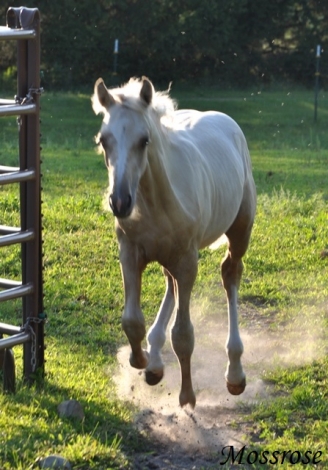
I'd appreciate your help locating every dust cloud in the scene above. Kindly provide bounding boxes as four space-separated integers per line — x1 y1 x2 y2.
113 300 327 458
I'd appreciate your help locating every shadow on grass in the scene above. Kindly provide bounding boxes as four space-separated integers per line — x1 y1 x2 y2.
0 364 152 469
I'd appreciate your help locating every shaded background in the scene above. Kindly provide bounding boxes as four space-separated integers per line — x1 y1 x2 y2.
0 0 327 91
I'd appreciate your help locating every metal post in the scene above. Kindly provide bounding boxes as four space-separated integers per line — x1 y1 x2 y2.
22 8 44 381
113 39 119 75
314 44 321 123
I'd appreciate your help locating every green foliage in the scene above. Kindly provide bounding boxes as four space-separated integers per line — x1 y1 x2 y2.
1 0 328 89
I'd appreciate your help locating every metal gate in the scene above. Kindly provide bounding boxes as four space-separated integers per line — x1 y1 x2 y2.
0 7 44 392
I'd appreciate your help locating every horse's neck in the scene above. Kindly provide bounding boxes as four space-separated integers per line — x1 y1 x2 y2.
138 117 191 220
138 120 179 211
140 143 171 205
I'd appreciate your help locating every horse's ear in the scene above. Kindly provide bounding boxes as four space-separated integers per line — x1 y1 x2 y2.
92 78 115 114
140 77 153 106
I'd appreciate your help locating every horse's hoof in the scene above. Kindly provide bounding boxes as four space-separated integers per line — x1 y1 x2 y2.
129 350 149 370
226 377 246 396
145 369 163 386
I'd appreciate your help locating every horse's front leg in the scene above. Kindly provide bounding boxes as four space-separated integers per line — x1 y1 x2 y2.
146 268 176 385
119 235 148 370
169 249 198 408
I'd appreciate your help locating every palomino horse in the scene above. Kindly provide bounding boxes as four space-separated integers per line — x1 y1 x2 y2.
92 77 256 408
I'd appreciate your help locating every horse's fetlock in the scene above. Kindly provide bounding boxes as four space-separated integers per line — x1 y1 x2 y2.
179 388 196 409
147 328 166 350
130 349 149 370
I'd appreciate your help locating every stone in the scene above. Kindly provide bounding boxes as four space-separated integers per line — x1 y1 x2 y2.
37 454 71 469
57 399 84 420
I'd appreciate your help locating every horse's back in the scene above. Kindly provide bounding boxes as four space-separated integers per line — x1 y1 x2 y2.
167 109 254 247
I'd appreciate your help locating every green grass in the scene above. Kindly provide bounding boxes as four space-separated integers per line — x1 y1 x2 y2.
0 86 327 468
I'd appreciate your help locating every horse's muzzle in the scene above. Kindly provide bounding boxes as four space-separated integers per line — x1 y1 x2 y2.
109 193 132 218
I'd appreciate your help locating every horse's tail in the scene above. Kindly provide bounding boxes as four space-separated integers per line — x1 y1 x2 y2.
209 234 228 250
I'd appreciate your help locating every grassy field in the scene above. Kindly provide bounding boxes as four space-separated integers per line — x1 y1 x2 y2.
0 85 327 469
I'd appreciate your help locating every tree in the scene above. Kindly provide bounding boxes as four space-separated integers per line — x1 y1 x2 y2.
0 0 327 90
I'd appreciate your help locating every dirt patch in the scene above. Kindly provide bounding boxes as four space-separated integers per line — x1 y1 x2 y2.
113 302 325 469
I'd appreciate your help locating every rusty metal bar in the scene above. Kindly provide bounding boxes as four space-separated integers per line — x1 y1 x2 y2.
0 279 21 289
19 7 44 381
0 230 34 247
0 99 16 105
0 103 36 116
0 26 35 40
0 169 35 185
0 225 20 235
0 332 31 350
0 7 44 388
0 165 20 173
0 322 21 335
0 283 33 302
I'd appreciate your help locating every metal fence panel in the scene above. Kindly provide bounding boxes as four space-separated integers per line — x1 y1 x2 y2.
0 7 44 392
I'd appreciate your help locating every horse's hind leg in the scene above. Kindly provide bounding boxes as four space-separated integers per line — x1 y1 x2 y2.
221 251 246 395
146 268 175 385
222 188 256 395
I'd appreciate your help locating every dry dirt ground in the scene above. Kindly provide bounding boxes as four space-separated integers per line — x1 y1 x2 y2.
113 302 323 469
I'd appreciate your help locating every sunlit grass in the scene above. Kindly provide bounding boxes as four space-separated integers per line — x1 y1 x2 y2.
0 340 135 469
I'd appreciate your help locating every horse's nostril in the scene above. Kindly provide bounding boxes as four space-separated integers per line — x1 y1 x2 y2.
126 194 132 210
109 193 132 217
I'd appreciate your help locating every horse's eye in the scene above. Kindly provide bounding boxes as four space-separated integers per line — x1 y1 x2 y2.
140 136 149 148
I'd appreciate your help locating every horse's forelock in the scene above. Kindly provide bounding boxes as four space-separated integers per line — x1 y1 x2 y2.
109 78 176 121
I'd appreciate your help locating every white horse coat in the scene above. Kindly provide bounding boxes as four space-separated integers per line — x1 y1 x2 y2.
92 77 256 408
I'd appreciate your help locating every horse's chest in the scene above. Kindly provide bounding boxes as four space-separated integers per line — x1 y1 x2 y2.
119 217 192 264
